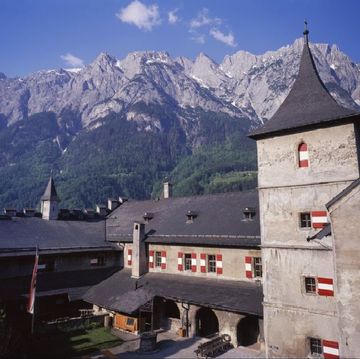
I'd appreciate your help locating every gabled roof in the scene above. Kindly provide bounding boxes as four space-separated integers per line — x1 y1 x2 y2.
326 178 360 209
41 177 60 201
106 191 260 248
83 269 263 316
249 35 358 139
0 217 112 255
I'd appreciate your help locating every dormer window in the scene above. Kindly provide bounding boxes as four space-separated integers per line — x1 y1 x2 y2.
243 207 256 221
186 210 197 223
143 212 153 223
298 142 309 168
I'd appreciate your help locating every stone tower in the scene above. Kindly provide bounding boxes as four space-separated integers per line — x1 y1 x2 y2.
40 177 60 220
249 27 360 358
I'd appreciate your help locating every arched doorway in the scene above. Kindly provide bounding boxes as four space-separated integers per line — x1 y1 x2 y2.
237 316 259 346
196 307 219 337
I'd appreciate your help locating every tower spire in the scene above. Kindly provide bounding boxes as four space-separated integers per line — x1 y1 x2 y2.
303 19 309 45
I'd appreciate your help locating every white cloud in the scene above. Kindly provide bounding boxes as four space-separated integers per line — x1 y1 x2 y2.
168 9 179 24
116 0 161 31
60 53 84 68
189 8 221 29
190 33 205 44
210 28 237 47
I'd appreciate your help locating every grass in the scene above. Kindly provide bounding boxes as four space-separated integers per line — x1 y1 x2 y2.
30 327 123 358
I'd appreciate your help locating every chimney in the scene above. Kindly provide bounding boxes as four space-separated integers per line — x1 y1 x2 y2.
132 222 147 278
163 181 173 199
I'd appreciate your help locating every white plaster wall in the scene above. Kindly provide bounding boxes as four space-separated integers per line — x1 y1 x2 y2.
148 244 261 281
330 185 360 358
257 124 359 189
265 306 338 358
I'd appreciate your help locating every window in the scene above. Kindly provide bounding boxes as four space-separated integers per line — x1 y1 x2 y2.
243 207 256 221
300 212 312 228
184 253 192 271
309 337 322 356
90 256 105 266
253 257 262 278
305 277 317 294
155 251 162 268
208 255 216 273
298 142 309 168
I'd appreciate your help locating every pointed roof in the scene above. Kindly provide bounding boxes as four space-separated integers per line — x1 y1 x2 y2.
41 177 60 202
249 32 358 139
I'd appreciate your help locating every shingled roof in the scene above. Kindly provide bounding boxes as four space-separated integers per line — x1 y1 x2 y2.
41 176 60 201
249 34 358 139
83 269 263 316
106 190 260 248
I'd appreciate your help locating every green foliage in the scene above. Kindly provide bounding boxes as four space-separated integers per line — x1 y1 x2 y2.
0 106 257 209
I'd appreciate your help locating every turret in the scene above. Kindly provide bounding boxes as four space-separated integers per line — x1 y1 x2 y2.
40 177 60 220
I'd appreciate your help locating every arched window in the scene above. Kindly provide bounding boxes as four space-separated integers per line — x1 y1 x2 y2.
298 142 309 168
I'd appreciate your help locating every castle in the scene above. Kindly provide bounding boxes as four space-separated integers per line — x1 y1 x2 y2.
1 27 360 358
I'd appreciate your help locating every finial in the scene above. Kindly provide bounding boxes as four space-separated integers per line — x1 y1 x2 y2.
303 19 309 45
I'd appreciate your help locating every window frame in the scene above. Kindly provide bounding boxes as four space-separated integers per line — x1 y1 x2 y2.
207 254 216 273
299 212 312 229
253 257 263 278
155 251 162 268
308 337 323 357
184 253 192 271
304 276 317 295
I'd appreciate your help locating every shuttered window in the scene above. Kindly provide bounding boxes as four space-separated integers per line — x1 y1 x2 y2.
298 142 309 168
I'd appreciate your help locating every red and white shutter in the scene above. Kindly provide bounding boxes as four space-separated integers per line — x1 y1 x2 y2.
178 252 183 271
127 249 132 266
323 340 339 359
245 256 253 278
216 254 223 275
298 143 309 168
200 253 206 273
191 253 197 272
161 251 167 269
311 211 328 229
318 277 334 296
149 250 154 268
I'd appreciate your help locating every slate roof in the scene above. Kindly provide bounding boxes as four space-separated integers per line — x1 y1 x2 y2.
0 217 112 255
41 177 60 201
83 269 263 316
249 37 358 139
326 178 360 209
106 191 260 248
0 267 118 301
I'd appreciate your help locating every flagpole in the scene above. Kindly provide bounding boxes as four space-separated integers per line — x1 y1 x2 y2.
28 246 39 336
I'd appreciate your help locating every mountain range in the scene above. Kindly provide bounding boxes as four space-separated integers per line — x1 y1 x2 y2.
0 38 359 209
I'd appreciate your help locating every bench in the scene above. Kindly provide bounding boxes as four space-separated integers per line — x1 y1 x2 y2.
194 334 232 358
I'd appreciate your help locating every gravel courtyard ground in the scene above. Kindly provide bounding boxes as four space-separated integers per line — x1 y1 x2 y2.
77 330 265 359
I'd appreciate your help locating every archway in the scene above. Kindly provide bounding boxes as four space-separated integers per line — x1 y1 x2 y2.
164 300 180 319
237 316 259 346
196 307 219 337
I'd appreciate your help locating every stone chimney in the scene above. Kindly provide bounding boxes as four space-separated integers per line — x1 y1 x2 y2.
163 181 173 199
132 222 147 278
41 177 60 220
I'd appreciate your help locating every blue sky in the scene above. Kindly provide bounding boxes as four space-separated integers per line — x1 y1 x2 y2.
1 0 359 77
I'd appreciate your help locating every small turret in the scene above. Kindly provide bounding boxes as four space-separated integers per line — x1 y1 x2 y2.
40 177 60 220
